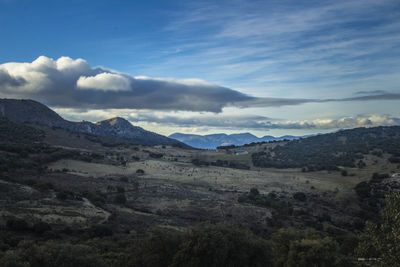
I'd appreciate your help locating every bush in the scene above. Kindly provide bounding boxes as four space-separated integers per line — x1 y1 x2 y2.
114 193 127 205
6 219 30 231
249 188 260 199
271 228 347 267
84 191 107 206
56 191 68 201
149 153 163 159
131 156 140 161
354 181 370 199
33 221 51 234
124 229 183 267
371 172 390 183
88 225 113 238
16 241 107 267
171 223 272 267
293 192 307 202
116 186 125 193
389 156 400 163
356 193 400 266
120 177 129 183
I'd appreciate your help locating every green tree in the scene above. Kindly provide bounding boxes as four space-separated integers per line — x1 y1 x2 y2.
2 240 107 267
356 193 400 266
271 228 346 267
124 229 183 267
171 223 272 267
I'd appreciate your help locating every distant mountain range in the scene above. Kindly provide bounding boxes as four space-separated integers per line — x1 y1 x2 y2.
169 132 313 149
0 99 182 146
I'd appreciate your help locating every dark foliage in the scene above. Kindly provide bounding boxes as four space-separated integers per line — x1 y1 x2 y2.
238 189 293 216
293 192 307 202
191 158 250 170
114 193 127 205
149 152 163 158
6 219 30 231
252 126 400 170
354 181 371 199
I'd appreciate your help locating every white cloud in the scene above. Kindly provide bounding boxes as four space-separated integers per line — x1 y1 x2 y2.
127 112 400 130
77 72 131 91
56 108 400 132
0 56 255 111
56 56 91 73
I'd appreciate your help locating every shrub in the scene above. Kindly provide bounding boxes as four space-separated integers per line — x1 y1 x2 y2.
271 228 347 267
131 156 140 161
88 225 113 238
149 153 163 159
371 173 390 183
6 219 30 231
114 193 127 205
33 221 51 234
120 177 129 183
293 192 307 202
356 193 400 266
124 229 183 267
354 181 370 199
249 188 260 199
56 191 68 201
171 223 272 267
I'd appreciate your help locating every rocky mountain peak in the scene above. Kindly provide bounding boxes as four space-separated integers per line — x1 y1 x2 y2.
96 117 132 127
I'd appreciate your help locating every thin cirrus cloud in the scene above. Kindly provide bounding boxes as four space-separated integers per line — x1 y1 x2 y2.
151 0 400 99
0 56 399 113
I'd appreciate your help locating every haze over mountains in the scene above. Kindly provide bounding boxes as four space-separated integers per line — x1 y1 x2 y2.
169 132 312 149
0 98 182 146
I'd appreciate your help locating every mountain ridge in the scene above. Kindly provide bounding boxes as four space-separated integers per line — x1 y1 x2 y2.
0 98 182 146
169 132 313 149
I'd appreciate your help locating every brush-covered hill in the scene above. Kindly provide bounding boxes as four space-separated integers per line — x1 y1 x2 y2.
0 98 184 146
251 126 400 170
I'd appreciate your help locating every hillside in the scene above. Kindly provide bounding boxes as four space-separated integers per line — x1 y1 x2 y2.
251 126 400 170
0 98 182 146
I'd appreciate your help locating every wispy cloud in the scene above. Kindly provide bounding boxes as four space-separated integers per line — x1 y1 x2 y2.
138 0 400 98
355 90 388 95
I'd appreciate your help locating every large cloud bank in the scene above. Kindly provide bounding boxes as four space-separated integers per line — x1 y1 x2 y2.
0 56 255 112
0 56 399 112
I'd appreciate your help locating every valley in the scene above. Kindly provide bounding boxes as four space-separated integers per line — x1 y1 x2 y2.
2 118 398 236
0 103 399 266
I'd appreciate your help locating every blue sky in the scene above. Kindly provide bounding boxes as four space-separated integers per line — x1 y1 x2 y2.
1 0 400 137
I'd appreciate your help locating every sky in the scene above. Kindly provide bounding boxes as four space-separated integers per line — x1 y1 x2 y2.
0 0 400 137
